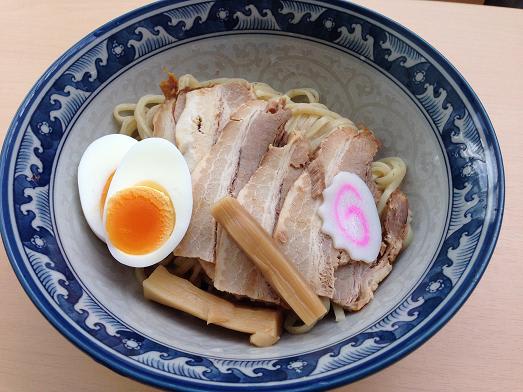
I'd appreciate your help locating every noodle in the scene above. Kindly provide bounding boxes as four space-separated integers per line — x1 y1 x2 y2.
113 103 137 136
251 82 285 100
134 94 165 139
113 95 164 138
372 157 407 214
403 209 414 249
332 303 346 322
284 297 330 334
283 102 356 149
285 88 320 103
250 81 357 149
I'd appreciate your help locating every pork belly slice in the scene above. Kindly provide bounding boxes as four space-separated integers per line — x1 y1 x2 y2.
273 128 380 297
214 136 310 304
174 81 255 171
153 98 176 143
174 99 291 263
152 73 179 144
332 189 409 311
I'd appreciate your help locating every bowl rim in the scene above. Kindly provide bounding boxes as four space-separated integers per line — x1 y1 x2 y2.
0 0 505 391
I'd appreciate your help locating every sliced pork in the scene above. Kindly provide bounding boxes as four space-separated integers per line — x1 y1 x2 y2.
214 135 310 303
174 99 291 263
153 98 176 143
174 81 255 171
273 128 380 297
332 189 409 310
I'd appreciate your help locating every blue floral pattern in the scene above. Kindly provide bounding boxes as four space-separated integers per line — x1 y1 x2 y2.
0 1 503 391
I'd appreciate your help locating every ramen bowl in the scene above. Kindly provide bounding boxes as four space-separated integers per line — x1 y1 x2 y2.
0 1 504 390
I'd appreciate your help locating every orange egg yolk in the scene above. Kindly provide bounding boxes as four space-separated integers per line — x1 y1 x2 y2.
100 171 115 216
104 185 175 255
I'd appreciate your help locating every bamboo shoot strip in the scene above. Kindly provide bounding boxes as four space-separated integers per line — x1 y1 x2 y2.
212 196 327 326
143 265 282 347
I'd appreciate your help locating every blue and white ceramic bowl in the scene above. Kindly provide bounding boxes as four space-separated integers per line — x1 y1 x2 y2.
0 1 504 390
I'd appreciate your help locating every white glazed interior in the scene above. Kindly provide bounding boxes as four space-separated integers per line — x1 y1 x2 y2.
53 35 448 359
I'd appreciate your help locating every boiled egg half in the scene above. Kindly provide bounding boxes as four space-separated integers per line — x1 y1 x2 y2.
78 135 192 267
78 134 137 241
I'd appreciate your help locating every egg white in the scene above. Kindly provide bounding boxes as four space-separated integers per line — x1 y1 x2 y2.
103 138 193 267
78 134 137 241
